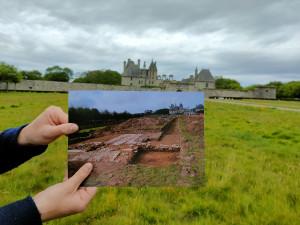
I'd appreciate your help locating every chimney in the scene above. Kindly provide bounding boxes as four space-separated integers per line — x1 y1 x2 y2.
138 59 141 68
123 61 126 71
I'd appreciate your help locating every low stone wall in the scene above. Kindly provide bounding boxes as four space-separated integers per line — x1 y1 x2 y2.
0 80 276 99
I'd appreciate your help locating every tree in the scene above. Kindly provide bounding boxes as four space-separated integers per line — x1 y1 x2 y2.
21 70 43 80
0 62 21 90
248 81 300 99
215 77 242 90
278 81 300 99
73 70 121 85
44 66 73 82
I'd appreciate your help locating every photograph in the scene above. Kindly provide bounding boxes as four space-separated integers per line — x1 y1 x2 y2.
68 90 205 186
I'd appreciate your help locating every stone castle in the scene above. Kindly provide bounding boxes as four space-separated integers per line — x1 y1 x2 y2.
121 58 215 89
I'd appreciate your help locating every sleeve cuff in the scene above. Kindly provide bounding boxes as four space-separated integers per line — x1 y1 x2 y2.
0 124 48 152
0 196 42 225
0 125 48 174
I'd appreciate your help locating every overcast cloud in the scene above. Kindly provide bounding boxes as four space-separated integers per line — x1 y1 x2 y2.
0 0 299 85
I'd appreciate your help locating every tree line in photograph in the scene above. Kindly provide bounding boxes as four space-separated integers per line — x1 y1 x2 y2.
69 107 143 129
0 61 299 99
69 105 200 129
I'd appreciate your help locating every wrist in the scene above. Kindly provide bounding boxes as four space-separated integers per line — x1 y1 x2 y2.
17 126 31 145
33 193 51 221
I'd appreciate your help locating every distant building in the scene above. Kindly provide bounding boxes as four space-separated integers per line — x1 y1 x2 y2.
121 59 215 90
169 103 185 115
169 103 204 115
182 67 215 89
121 59 162 86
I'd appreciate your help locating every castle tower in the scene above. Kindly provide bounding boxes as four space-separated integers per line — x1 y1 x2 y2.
137 59 141 68
195 67 198 76
123 61 126 72
148 61 158 81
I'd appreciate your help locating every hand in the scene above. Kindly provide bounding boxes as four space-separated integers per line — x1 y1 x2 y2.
18 106 78 145
33 163 97 221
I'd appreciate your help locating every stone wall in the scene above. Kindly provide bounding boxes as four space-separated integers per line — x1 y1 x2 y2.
0 80 276 99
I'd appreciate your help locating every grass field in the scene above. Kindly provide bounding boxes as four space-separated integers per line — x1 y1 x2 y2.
237 99 300 109
0 92 299 225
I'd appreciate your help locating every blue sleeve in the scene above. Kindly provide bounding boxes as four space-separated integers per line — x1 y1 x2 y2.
0 125 48 174
0 197 42 225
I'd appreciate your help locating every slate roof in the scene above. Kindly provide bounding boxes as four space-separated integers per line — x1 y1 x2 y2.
196 69 214 81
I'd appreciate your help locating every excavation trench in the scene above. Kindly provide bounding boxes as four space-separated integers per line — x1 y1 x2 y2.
130 149 180 167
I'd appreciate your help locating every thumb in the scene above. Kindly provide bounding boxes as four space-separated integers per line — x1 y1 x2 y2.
49 123 79 137
67 163 93 189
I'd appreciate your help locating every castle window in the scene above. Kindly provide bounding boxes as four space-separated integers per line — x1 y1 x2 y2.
130 83 132 86
206 82 209 88
130 76 133 80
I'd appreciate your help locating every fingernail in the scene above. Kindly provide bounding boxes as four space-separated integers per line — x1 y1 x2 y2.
70 124 78 132
86 163 93 171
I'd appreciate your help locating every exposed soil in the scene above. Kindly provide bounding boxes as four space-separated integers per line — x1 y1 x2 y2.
133 151 179 167
68 114 204 186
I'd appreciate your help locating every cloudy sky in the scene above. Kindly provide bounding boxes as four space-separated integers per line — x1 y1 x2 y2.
69 90 204 113
0 0 299 85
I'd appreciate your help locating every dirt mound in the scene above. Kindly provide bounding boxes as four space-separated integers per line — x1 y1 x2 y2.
113 116 171 132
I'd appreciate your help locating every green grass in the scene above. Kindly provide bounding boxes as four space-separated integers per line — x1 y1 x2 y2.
238 99 300 109
79 126 106 134
0 92 300 225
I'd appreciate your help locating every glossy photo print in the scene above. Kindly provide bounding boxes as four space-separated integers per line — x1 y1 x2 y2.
68 90 205 186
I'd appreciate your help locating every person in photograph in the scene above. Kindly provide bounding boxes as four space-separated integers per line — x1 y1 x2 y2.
0 106 97 225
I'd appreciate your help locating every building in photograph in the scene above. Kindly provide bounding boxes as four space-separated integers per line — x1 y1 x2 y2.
169 103 204 115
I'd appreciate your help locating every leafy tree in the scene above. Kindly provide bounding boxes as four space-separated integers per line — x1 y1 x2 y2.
44 66 73 82
246 81 300 99
73 70 121 85
215 77 242 90
0 62 21 89
69 107 142 129
154 108 169 115
278 81 300 99
21 70 43 80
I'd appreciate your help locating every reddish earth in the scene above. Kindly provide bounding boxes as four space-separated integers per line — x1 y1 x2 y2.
68 114 204 186
133 151 179 167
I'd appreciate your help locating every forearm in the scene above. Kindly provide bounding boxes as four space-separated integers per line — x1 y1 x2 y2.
0 197 42 225
0 125 47 174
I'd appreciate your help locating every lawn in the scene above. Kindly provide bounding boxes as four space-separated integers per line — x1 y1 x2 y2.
0 92 299 225
237 99 300 109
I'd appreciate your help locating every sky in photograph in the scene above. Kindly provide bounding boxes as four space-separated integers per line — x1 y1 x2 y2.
0 0 299 85
69 90 204 114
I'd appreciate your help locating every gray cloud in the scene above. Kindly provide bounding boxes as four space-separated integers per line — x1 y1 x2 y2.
0 0 299 85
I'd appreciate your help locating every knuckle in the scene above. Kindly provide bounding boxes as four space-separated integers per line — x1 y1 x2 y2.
47 105 61 113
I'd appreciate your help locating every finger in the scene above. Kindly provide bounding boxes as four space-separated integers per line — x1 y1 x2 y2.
47 106 68 124
48 123 79 138
67 163 93 189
